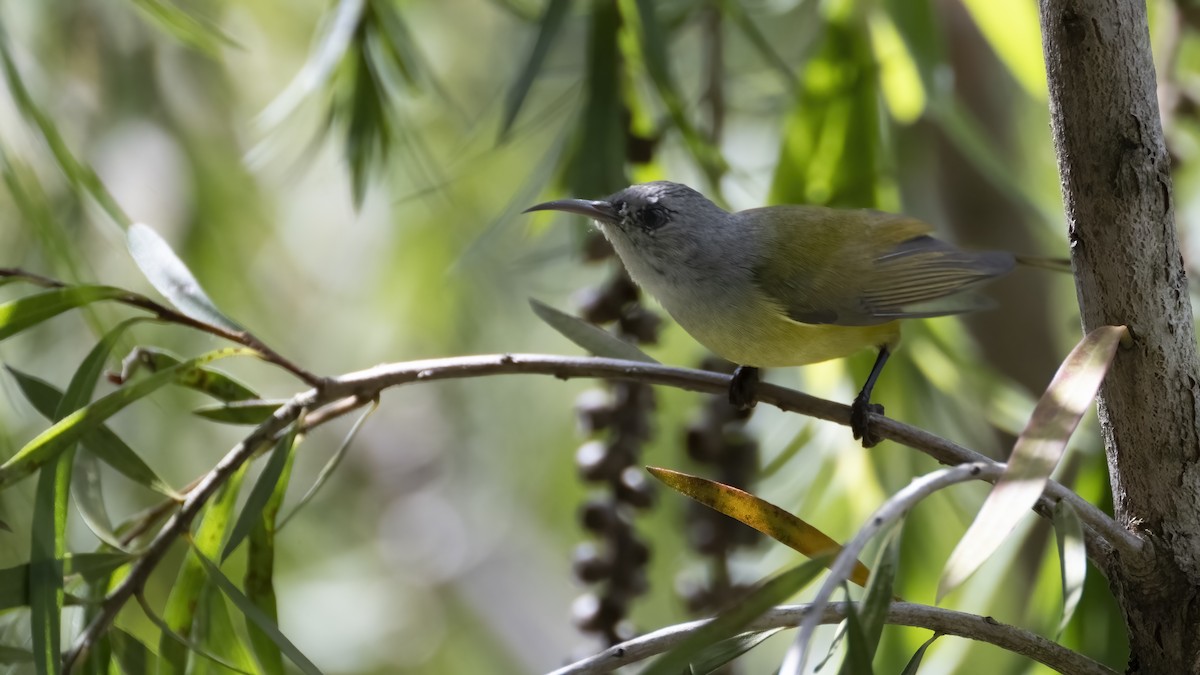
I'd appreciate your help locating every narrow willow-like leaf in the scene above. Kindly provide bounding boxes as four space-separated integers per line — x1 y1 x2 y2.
257 0 366 130
564 0 625 196
770 12 880 209
30 451 70 675
223 428 298 561
840 525 902 675
0 550 130 612
1053 499 1086 636
718 0 796 91
939 326 1126 600
110 628 154 675
689 628 784 675
127 223 243 332
193 547 324 675
0 286 129 343
123 347 258 402
529 299 657 364
499 0 571 139
280 401 376 529
620 0 725 181
245 428 299 675
642 557 830 675
28 315 138 674
139 594 256 675
0 645 33 664
840 588 874 675
128 0 238 56
5 368 177 497
899 634 940 675
193 400 286 425
0 43 131 227
1 348 251 490
57 319 148 550
159 466 249 675
193 587 261 675
647 466 870 586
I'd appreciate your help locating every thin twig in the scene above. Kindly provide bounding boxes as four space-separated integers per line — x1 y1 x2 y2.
60 353 1141 671
550 601 1117 675
783 463 1001 675
63 399 311 671
0 268 325 388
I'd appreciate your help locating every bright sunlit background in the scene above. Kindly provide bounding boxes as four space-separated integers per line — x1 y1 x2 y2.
4 0 1193 672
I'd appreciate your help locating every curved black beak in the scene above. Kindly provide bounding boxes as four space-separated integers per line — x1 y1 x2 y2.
523 198 617 223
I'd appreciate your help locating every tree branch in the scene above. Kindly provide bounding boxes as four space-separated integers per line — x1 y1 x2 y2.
549 601 1117 675
0 268 325 388
61 353 1139 671
1040 0 1200 669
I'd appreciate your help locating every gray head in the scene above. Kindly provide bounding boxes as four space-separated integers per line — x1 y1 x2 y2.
523 181 728 253
524 181 743 301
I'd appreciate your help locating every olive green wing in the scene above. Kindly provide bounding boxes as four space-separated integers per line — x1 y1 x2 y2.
748 206 1014 326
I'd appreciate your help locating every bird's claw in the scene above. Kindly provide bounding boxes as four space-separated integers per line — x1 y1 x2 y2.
850 396 884 448
728 366 759 410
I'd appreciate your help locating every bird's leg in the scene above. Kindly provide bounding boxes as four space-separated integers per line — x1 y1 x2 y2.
851 346 891 448
728 366 760 410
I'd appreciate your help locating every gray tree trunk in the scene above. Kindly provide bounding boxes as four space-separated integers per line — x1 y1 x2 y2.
1039 0 1200 671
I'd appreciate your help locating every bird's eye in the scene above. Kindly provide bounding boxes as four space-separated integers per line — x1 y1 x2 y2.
639 206 669 230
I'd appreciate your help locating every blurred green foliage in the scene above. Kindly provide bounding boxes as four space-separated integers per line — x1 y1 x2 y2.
5 0 1195 671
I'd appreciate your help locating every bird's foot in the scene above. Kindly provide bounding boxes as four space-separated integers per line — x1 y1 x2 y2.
850 394 884 448
728 366 760 410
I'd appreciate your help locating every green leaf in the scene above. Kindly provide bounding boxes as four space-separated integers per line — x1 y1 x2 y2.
159 465 249 675
56 319 150 550
193 586 261 675
643 556 831 675
280 401 376 529
868 11 925 124
840 524 901 675
193 546 324 675
840 588 874 675
619 0 725 182
499 0 571 139
139 593 256 675
1053 499 1086 637
110 628 154 675
127 0 238 56
0 42 131 228
0 552 134 613
29 439 72 675
25 314 135 673
770 13 882 209
689 629 783 675
563 0 626 196
5 367 178 497
718 0 796 92
0 645 34 664
193 400 287 425
938 326 1126 600
1 348 251 490
529 299 658 364
245 428 300 675
223 428 298 561
120 347 258 402
0 286 130 343
647 466 870 586
126 223 243 332
899 634 940 675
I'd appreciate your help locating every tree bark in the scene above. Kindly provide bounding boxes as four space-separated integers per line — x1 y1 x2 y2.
1039 0 1200 671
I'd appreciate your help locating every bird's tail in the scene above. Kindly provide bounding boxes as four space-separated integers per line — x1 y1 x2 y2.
1014 254 1072 273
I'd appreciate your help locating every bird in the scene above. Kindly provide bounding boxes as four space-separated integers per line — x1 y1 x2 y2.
525 181 1017 446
